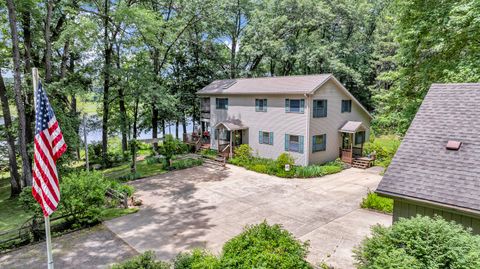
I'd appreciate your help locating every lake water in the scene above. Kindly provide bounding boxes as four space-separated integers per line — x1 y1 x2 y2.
0 117 195 143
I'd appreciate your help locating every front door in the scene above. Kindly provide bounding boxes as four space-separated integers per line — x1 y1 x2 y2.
342 133 352 149
234 130 242 147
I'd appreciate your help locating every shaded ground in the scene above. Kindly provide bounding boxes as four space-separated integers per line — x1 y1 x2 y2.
0 225 138 269
105 163 391 268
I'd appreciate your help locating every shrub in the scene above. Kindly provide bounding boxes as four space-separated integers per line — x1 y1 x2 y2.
19 187 43 218
171 158 203 170
234 144 253 164
111 251 170 269
109 181 135 197
276 153 295 170
60 170 109 223
145 155 166 165
199 149 217 158
354 216 480 269
249 164 269 174
294 161 343 178
360 192 393 213
173 249 220 269
221 221 312 269
363 134 400 168
159 135 189 167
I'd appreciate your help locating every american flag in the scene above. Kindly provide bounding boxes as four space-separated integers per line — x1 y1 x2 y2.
32 81 67 217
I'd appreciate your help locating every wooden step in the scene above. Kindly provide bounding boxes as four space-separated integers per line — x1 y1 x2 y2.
352 159 371 169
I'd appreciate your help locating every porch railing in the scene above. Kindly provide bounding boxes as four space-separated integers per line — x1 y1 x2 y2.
339 147 363 164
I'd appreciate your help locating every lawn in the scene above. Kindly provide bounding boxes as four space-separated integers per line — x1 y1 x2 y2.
103 160 166 181
0 177 31 231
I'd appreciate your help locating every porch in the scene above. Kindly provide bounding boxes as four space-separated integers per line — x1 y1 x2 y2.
338 121 375 169
214 119 248 159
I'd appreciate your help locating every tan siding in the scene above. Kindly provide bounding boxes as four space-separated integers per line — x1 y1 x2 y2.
308 80 371 164
209 95 308 165
393 200 480 234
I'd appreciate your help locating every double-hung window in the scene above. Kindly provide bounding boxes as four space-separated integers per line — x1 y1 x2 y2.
285 99 305 113
259 131 273 145
285 134 304 153
255 99 267 112
216 98 228 110
313 99 327 118
341 100 352 113
312 134 327 152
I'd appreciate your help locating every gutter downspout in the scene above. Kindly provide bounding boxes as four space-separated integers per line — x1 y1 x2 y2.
304 93 310 166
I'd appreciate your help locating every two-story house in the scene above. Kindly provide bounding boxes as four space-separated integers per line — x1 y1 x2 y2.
197 74 372 166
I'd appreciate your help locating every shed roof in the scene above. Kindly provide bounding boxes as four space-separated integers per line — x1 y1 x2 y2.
376 83 480 214
214 119 247 131
197 74 372 118
339 121 365 133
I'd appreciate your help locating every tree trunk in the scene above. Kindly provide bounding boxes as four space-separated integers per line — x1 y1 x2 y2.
175 120 179 139
6 0 32 186
21 10 34 148
116 44 128 153
101 0 111 166
44 0 53 83
152 104 159 151
162 120 166 137
130 97 139 173
60 41 69 78
0 70 22 196
182 115 187 136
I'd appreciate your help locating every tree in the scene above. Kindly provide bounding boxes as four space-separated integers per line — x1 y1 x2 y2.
372 0 480 134
0 69 22 196
6 0 32 187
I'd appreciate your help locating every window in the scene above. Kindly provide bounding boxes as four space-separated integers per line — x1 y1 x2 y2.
285 99 305 113
355 131 365 145
285 134 304 153
259 131 273 145
312 134 327 152
216 98 228 110
255 99 267 112
313 100 327 118
341 100 352 113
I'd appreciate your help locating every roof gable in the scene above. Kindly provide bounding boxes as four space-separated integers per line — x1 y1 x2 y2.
376 83 480 213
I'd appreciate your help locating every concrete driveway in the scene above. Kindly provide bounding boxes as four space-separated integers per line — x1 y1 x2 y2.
105 163 391 268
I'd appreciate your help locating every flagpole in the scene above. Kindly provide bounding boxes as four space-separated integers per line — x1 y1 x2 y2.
32 67 54 269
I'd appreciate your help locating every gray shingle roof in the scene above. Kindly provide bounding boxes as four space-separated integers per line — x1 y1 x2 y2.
376 83 480 213
197 74 332 95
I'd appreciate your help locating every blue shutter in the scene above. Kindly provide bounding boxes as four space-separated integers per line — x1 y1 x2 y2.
324 100 328 117
312 136 316 153
285 99 290 112
285 134 289 151
216 98 219 109
264 99 268 112
255 99 259 112
270 132 274 145
313 100 318 117
322 134 327 150
300 99 305 113
299 135 304 153
259 131 262 144
225 99 229 110
214 129 218 140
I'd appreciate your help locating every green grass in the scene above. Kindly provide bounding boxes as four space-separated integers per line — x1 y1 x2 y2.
294 161 343 178
100 207 139 221
360 191 394 213
103 160 166 181
0 177 31 231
